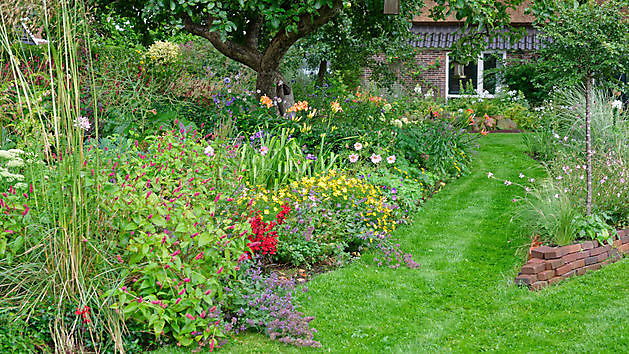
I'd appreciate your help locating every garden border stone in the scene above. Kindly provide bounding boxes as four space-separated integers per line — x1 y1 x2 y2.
515 228 629 290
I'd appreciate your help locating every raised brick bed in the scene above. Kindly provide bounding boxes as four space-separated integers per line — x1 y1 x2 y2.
515 228 629 291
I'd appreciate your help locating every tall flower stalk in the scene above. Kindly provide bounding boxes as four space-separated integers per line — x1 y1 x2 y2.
0 1 124 351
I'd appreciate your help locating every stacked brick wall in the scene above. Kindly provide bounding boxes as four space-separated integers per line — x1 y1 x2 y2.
361 50 447 99
515 229 629 291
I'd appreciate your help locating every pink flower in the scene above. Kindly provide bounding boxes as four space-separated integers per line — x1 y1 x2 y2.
175 297 182 304
22 205 29 216
386 155 396 164
487 172 493 178
195 252 204 260
348 154 359 163
504 180 512 186
183 278 191 283
116 255 123 263
353 142 363 151
178 288 186 296
217 266 223 275
185 313 196 321
370 154 382 164
260 146 269 156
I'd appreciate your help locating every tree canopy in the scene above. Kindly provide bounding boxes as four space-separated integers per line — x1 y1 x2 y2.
98 0 535 110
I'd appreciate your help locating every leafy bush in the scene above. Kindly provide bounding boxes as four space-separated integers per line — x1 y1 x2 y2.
395 119 476 178
100 128 253 347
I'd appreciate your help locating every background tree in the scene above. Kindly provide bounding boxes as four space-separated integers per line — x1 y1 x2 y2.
98 0 534 112
537 0 629 215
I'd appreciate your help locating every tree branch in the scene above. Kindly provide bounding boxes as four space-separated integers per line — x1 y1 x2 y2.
181 13 262 71
261 0 343 70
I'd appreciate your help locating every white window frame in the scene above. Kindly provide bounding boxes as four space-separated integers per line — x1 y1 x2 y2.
445 51 507 101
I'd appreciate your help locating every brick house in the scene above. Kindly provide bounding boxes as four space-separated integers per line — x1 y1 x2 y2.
366 1 542 100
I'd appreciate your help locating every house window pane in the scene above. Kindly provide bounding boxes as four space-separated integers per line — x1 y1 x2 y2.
448 61 477 95
482 53 502 95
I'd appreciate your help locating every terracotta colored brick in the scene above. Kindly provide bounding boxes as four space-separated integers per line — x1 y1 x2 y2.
562 252 580 263
544 247 567 259
618 229 629 238
571 259 585 269
581 241 596 250
609 248 620 258
556 263 573 276
613 239 622 248
561 270 576 279
515 274 537 286
575 250 590 260
530 246 554 259
619 243 629 254
548 276 563 286
589 246 608 256
531 281 548 291
546 258 565 270
584 256 599 266
621 235 629 244
576 267 587 276
521 261 546 274
561 244 581 255
537 269 555 281
595 252 609 262
601 259 611 266
585 263 602 272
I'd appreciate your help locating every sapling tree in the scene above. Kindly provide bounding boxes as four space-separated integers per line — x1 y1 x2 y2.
537 0 629 215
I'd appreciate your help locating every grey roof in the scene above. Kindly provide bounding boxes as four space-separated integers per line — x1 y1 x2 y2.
411 24 543 51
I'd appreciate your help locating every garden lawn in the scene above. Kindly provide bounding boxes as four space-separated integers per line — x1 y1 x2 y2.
157 133 629 353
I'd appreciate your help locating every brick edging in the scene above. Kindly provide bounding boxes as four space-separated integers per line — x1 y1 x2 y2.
515 228 629 291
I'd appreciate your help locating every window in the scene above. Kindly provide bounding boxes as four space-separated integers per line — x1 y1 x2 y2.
446 52 505 98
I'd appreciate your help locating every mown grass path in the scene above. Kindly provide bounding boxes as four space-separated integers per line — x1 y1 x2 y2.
163 134 629 353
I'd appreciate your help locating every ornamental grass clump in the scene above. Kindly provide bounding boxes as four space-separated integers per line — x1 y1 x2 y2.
0 1 128 351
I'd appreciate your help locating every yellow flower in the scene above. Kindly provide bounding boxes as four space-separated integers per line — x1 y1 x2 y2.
330 101 343 113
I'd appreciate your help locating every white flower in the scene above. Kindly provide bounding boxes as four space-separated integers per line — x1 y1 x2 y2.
6 158 24 168
354 142 363 151
529 178 535 183
414 85 422 94
487 172 493 178
519 173 525 179
260 146 269 156
0 150 16 159
504 180 512 186
204 145 215 156
611 100 622 110
370 154 382 164
74 116 91 131
525 187 531 192
554 194 559 199
386 155 396 164
348 154 359 163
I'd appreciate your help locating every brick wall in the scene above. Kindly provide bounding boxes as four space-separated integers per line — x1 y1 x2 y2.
362 50 447 99
362 49 539 99
515 228 629 291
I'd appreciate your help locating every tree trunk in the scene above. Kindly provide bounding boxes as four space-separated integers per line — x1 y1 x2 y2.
317 60 327 84
256 69 295 116
585 75 593 216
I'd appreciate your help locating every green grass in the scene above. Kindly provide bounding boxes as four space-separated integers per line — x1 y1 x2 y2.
155 134 629 353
